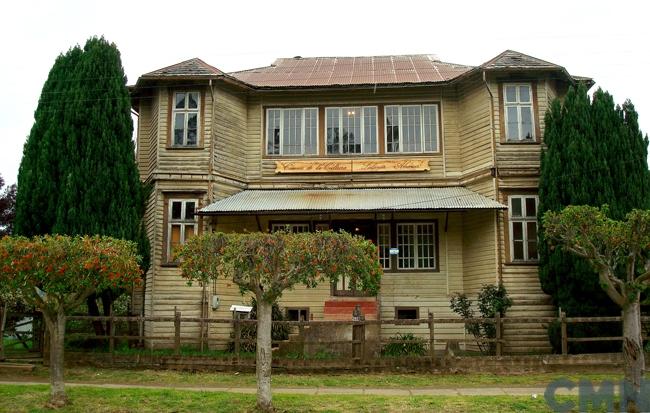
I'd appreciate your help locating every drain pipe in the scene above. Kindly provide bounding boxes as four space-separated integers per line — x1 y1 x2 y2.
482 70 503 283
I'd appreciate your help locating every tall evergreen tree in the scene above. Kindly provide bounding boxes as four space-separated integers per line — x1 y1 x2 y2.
538 83 650 352
14 37 149 321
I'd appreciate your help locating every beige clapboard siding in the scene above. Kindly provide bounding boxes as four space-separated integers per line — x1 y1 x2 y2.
136 91 159 180
462 209 497 295
459 76 493 174
442 88 461 175
214 86 247 181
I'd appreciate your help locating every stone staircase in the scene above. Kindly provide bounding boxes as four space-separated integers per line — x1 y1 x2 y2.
501 268 555 354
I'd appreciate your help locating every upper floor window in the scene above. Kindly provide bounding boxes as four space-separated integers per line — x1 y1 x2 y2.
173 92 200 146
508 195 538 262
167 199 198 261
385 104 439 153
266 108 318 155
504 84 534 141
326 106 378 154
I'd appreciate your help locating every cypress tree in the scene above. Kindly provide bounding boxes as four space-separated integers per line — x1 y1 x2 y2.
14 37 149 321
538 84 650 352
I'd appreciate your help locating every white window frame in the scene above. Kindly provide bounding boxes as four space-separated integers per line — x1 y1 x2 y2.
271 223 310 233
377 223 392 270
503 83 535 141
508 195 539 262
396 222 437 270
266 108 319 156
325 106 379 155
167 199 199 261
172 91 200 147
384 104 439 154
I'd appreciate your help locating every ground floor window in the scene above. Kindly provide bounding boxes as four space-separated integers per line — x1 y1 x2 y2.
395 307 419 320
271 223 310 233
286 308 309 321
508 195 538 262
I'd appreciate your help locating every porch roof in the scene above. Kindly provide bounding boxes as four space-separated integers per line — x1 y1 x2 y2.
199 187 506 215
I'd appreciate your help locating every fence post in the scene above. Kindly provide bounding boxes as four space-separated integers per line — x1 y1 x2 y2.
174 307 181 356
234 318 241 363
560 310 568 355
298 322 305 358
495 312 502 357
428 312 435 367
109 311 116 364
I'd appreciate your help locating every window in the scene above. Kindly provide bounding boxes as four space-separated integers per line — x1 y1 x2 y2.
266 108 318 155
271 223 310 233
385 104 439 153
167 199 198 260
395 307 419 320
286 308 309 321
325 106 378 154
397 223 436 269
377 223 391 270
508 195 538 262
504 84 535 141
172 92 200 146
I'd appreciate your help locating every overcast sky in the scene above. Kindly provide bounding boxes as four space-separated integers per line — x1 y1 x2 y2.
1 0 648 186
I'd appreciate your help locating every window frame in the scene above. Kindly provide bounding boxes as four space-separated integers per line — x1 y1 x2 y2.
384 104 440 154
286 307 310 321
166 198 199 262
265 107 319 156
270 222 311 233
171 91 201 147
377 221 439 272
507 195 539 263
503 83 535 142
324 106 379 155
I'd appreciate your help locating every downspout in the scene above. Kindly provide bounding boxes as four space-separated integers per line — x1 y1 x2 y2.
482 70 503 284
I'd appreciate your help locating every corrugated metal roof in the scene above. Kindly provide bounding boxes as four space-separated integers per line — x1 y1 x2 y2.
229 55 473 88
199 187 506 215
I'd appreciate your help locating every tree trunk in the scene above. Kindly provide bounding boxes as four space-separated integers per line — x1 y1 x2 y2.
0 302 7 361
255 297 273 412
86 294 105 336
44 310 68 407
622 300 645 413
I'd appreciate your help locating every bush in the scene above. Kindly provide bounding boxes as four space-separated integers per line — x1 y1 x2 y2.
381 333 427 357
449 284 512 354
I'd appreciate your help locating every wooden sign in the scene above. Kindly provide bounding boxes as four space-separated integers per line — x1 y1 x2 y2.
275 159 430 174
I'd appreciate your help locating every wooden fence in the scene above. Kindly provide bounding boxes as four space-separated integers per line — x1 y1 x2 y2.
57 310 650 365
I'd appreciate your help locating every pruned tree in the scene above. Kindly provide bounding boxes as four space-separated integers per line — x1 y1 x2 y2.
13 36 150 329
0 235 141 407
177 231 382 412
543 206 649 412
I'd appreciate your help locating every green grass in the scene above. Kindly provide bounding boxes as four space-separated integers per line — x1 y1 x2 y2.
0 384 597 412
0 365 622 389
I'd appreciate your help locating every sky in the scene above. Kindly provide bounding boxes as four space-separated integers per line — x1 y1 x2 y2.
1 0 649 186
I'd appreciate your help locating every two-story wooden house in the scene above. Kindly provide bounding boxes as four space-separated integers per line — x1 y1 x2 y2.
130 50 592 353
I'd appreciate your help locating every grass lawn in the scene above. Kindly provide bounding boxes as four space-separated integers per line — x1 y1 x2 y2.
0 365 621 389
0 384 597 412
